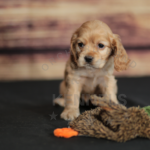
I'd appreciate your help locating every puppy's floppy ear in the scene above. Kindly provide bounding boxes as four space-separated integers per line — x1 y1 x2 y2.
111 34 130 72
70 32 78 67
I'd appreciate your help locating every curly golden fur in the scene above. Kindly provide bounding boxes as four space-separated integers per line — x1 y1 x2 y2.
54 20 130 120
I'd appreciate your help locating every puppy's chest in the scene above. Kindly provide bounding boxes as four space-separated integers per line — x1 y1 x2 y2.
81 76 105 94
74 68 108 94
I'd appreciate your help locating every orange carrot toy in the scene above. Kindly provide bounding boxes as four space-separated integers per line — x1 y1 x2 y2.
54 128 78 138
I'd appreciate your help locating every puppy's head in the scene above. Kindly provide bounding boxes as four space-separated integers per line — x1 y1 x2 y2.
70 20 130 71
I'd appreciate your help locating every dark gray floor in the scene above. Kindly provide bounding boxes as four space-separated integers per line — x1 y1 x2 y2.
0 77 150 150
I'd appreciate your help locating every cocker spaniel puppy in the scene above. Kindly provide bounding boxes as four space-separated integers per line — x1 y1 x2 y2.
54 20 130 120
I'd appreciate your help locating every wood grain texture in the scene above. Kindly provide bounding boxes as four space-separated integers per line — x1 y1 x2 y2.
0 0 150 80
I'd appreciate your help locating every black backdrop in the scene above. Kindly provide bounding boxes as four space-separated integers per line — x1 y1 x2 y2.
0 77 150 150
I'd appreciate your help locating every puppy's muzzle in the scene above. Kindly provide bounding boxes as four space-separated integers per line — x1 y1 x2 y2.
84 56 93 63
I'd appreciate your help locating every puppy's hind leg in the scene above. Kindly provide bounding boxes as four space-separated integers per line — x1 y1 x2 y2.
53 81 66 107
54 98 65 107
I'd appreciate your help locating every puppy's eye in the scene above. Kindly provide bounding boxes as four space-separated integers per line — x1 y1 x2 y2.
78 42 84 48
98 43 105 49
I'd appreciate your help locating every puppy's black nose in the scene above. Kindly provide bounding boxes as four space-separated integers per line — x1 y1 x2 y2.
84 56 93 63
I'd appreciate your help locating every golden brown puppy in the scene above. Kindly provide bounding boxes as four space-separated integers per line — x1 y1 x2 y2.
54 20 130 120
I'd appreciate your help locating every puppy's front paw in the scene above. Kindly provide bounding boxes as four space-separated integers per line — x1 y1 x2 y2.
60 108 80 120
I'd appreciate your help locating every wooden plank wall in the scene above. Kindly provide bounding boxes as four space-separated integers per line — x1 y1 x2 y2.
0 0 150 80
